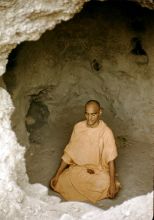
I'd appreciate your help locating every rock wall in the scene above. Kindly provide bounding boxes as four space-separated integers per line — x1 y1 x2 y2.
4 1 154 145
0 0 154 76
0 0 89 76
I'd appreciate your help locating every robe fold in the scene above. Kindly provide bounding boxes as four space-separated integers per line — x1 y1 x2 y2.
52 120 120 203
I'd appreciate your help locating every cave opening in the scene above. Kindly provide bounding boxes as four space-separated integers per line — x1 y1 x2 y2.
2 1 153 209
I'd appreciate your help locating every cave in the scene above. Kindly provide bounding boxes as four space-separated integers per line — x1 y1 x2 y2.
0 0 153 219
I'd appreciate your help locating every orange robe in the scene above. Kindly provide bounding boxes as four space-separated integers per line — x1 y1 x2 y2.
52 120 120 203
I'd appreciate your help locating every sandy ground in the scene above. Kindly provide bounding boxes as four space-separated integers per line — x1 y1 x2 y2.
25 117 153 210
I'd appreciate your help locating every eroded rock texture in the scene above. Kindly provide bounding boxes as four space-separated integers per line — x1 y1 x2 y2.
136 0 154 9
0 0 89 76
0 0 154 75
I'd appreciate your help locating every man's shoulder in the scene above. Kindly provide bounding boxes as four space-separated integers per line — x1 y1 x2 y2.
74 120 86 130
100 120 114 136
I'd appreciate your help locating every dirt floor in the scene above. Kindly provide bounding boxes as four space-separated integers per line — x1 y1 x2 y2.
25 117 153 209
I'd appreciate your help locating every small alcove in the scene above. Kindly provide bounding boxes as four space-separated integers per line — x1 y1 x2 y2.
2 0 153 209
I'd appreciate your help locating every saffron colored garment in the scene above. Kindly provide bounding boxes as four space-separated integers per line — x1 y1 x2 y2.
52 120 120 203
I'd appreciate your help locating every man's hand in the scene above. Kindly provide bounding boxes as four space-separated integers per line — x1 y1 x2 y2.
87 168 95 174
50 160 68 189
50 175 59 188
108 182 116 199
108 160 117 199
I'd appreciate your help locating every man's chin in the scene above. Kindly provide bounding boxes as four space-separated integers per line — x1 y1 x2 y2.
87 121 99 127
87 122 94 127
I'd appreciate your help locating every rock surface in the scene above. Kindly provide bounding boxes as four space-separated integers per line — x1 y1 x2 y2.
0 0 154 75
0 0 89 76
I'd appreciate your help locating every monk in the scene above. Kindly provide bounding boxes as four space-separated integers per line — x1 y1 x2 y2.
50 100 120 203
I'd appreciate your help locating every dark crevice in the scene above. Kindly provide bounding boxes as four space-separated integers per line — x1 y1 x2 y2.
131 37 147 55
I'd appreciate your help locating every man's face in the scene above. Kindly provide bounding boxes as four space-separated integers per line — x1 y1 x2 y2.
85 103 101 128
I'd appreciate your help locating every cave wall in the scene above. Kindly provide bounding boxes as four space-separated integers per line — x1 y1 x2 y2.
0 0 88 76
0 0 154 77
4 1 154 148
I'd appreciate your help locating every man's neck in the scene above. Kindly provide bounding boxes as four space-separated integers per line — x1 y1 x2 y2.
87 120 100 128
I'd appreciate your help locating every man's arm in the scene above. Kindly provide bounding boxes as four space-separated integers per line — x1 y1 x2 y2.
108 160 116 198
50 160 68 188
55 160 68 177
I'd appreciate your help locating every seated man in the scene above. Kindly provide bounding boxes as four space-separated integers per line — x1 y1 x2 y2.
50 100 120 203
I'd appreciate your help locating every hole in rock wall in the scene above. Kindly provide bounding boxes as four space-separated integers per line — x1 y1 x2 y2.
2 1 154 209
25 99 50 144
131 37 147 56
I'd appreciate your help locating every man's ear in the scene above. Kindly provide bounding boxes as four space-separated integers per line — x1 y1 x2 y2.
99 107 103 115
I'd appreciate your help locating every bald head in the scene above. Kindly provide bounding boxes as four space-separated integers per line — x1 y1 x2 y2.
85 100 101 110
85 100 102 128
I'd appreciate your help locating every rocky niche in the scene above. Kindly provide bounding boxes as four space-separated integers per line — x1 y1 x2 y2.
0 1 153 219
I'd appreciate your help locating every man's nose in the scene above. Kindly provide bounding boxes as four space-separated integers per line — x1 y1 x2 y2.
87 115 92 120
